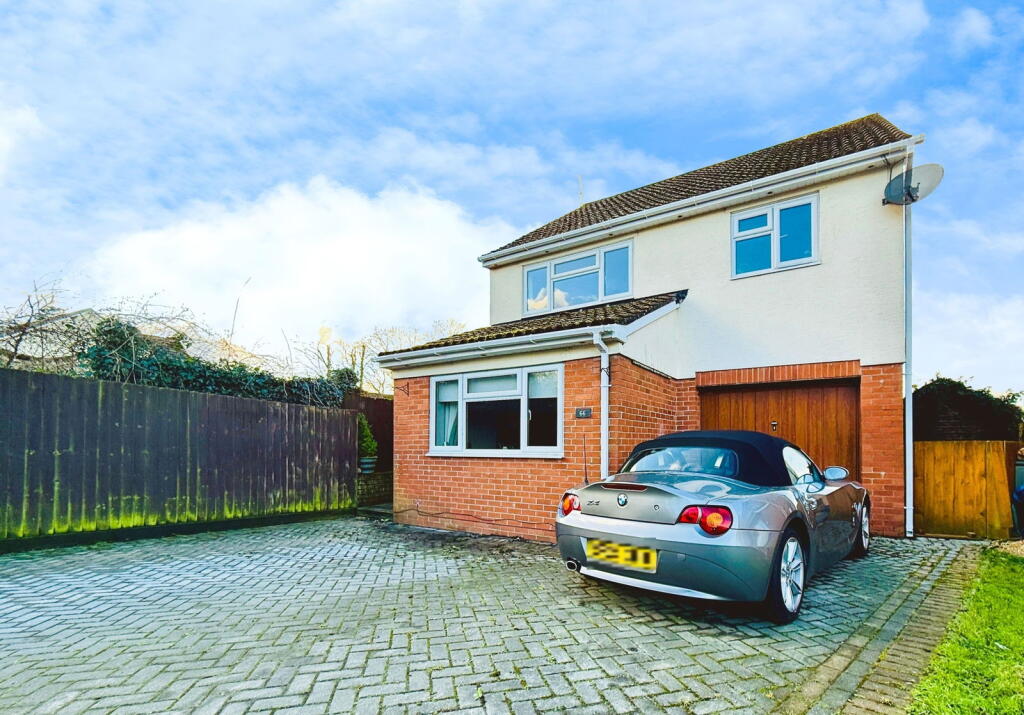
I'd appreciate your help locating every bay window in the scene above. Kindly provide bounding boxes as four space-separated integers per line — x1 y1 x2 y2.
732 194 818 278
523 241 631 315
429 364 563 457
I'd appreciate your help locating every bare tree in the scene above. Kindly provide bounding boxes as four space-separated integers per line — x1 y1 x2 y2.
0 282 80 371
4 280 464 392
1 282 288 376
310 320 466 395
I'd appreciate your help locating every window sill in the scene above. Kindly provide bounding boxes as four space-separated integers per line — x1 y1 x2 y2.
426 449 565 460
731 259 820 280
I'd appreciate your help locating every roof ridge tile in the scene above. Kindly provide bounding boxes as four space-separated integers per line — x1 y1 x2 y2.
489 114 910 254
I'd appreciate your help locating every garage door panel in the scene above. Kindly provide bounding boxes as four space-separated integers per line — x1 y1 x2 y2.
701 381 859 476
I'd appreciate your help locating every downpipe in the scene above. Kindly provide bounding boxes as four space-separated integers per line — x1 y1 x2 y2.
592 331 611 480
903 150 916 538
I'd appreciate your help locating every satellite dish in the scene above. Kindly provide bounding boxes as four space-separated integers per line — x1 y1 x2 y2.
883 163 944 205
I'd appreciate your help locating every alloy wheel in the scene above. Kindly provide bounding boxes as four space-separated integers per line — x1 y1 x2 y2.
861 506 870 548
779 537 805 613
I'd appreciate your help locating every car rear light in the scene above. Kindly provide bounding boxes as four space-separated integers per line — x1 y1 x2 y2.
560 492 580 516
678 505 701 524
677 505 733 535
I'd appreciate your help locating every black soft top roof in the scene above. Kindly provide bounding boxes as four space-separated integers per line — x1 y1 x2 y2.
624 430 795 488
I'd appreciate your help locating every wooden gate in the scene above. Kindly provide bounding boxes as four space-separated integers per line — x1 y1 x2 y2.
914 440 1019 539
701 379 861 475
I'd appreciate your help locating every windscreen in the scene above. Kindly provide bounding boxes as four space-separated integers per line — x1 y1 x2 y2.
622 446 739 478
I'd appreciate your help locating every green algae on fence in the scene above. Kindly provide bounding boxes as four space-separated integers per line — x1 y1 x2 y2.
0 368 358 540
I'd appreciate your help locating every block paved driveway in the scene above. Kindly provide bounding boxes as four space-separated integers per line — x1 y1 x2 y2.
0 518 967 714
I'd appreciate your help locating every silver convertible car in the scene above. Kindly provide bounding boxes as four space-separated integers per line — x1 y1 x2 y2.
556 430 870 622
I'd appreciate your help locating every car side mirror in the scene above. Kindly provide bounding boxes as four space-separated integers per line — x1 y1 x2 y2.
823 466 849 482
795 472 824 493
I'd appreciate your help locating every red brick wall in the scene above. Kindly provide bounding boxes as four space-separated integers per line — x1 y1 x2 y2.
860 363 905 536
393 356 907 541
392 357 602 543
608 356 678 472
696 359 861 387
676 378 700 432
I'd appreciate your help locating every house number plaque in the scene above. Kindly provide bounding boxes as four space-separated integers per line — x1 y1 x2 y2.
575 408 593 419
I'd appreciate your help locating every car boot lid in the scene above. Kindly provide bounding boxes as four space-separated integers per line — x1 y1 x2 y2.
576 472 762 524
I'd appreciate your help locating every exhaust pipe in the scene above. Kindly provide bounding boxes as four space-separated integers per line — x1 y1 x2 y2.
565 559 580 572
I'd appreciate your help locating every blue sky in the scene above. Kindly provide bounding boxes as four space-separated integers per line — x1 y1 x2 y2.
0 1 1021 389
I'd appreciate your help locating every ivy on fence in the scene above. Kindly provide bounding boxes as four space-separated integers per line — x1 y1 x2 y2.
79 318 358 408
914 377 1023 441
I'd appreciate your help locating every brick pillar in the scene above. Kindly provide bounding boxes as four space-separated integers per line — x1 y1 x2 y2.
860 363 905 537
675 378 699 432
391 376 430 532
608 356 677 471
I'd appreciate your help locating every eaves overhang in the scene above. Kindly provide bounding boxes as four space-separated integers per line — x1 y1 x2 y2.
479 135 924 268
376 292 685 371
375 326 618 370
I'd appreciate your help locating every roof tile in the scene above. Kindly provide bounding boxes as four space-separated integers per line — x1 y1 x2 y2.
380 290 687 356
489 114 910 254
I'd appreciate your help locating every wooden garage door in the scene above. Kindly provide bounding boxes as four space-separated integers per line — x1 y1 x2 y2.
701 380 860 475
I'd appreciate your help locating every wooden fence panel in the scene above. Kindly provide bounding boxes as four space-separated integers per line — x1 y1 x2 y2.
914 440 1019 539
0 368 357 541
342 393 394 471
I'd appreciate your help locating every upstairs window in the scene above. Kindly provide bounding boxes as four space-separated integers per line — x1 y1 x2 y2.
732 195 818 278
523 241 631 315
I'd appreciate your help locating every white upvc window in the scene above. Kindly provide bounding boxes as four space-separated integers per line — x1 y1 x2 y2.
523 240 632 315
731 194 819 278
428 364 563 458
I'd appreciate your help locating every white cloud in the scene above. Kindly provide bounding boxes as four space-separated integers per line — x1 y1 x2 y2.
322 128 683 222
0 119 684 306
886 100 924 127
309 0 932 112
0 1 934 196
933 117 1001 157
923 88 986 118
914 289 1024 390
0 103 43 178
951 7 994 55
77 177 516 355
936 218 1024 256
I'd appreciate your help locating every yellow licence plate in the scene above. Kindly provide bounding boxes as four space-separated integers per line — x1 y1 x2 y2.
586 539 657 572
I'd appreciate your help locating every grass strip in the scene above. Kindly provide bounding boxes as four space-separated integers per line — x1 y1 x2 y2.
910 547 1024 714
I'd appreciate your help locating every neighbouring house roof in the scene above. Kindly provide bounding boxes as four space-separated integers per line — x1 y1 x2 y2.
488 114 911 254
0 308 103 361
379 290 687 357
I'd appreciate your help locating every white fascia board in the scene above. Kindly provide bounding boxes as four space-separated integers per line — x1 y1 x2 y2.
480 136 924 268
375 326 621 369
611 297 684 340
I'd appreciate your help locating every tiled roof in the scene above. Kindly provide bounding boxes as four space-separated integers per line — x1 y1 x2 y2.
490 114 910 254
379 290 687 356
